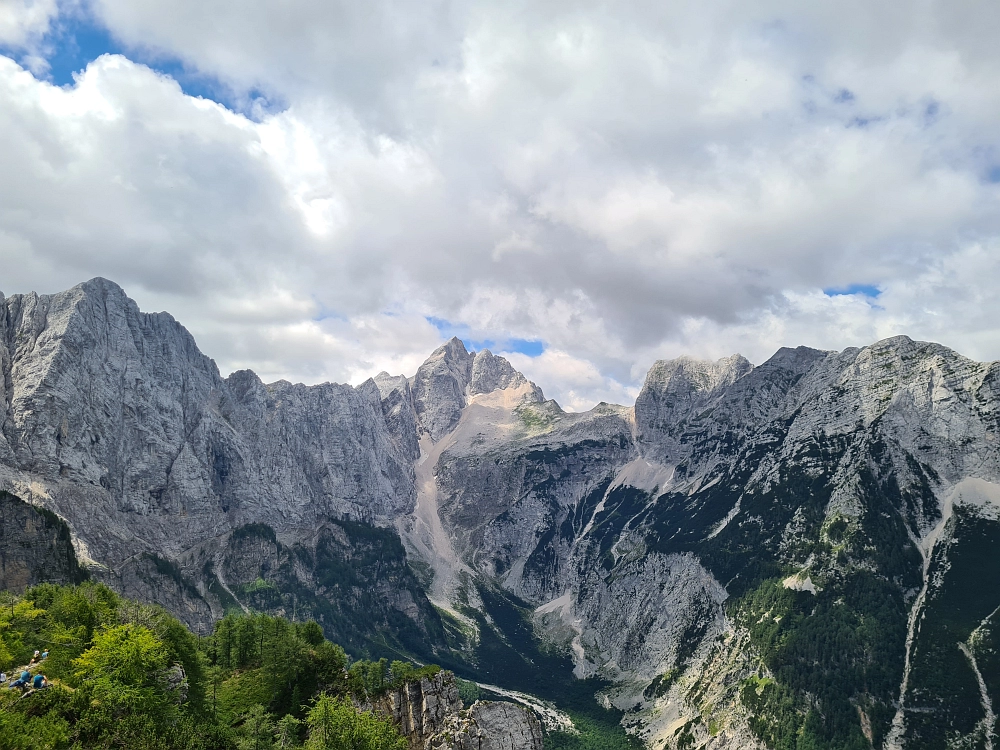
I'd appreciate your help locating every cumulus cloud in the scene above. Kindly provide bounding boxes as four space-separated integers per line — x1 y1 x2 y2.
505 349 640 413
2 1 1000 409
0 0 58 72
0 0 57 47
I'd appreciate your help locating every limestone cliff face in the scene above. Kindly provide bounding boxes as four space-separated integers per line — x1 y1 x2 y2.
367 672 543 750
0 279 413 559
427 701 544 750
0 279 426 646
109 553 216 634
367 671 463 748
634 353 753 439
0 490 85 592
415 336 1000 748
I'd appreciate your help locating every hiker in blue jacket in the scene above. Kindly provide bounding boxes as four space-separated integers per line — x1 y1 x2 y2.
9 670 30 689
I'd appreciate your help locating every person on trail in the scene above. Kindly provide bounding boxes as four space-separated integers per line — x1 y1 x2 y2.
0 672 6 684
29 650 40 666
40 650 48 660
32 674 46 690
10 671 30 689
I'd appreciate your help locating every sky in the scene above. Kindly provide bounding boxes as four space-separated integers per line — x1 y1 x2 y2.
2 1 1000 410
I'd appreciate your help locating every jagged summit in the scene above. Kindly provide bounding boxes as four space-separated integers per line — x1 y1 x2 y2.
408 336 544 441
642 353 754 394
635 353 753 438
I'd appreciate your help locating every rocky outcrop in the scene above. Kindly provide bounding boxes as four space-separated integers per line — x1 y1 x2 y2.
634 353 753 439
211 518 447 654
367 671 463 748
367 671 543 750
412 338 476 442
427 701 544 750
0 490 85 591
569 550 728 682
362 372 421 462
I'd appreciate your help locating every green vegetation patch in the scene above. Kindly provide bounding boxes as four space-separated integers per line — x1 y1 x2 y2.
643 668 680 700
731 574 906 750
0 583 430 749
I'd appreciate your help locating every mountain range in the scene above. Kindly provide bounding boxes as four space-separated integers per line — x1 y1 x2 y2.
3 277 1000 750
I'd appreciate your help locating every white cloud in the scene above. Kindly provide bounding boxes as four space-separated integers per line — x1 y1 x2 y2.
505 349 640 413
3 2 1000 409
0 0 57 49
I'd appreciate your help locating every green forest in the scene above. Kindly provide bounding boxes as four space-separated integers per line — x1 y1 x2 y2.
0 582 438 749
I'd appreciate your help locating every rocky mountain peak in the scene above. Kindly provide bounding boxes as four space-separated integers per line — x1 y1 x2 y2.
760 345 829 371
373 371 411 398
411 337 475 441
411 337 543 441
76 275 130 303
642 353 752 398
360 372 421 462
634 353 752 438
469 349 544 403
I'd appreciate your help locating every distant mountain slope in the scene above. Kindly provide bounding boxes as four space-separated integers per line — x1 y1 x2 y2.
2 278 1000 749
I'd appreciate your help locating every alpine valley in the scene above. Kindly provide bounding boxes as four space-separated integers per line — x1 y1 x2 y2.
3 277 1000 750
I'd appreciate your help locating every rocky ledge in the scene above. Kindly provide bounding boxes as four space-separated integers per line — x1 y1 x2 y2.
366 671 543 750
427 701 545 750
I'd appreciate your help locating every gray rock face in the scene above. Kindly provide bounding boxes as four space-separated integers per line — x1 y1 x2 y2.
430 403 633 601
0 279 412 561
412 338 476 442
367 671 463 748
427 701 544 750
0 279 427 644
570 550 728 682
109 553 216 634
635 353 753 437
0 490 84 592
363 372 421 462
366 671 542 750
469 349 538 399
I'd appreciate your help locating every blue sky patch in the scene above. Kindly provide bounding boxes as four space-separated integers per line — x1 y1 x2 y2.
0 7 272 115
502 339 545 357
426 316 456 336
426 317 545 357
823 283 881 298
311 307 347 323
37 12 124 86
